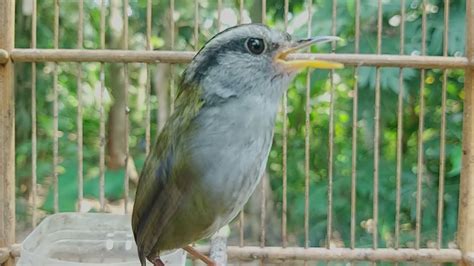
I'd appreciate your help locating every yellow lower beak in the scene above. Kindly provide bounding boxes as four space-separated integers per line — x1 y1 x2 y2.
275 36 344 71
276 57 344 71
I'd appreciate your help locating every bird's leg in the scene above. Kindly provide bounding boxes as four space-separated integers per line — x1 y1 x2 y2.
183 245 216 266
151 257 165 266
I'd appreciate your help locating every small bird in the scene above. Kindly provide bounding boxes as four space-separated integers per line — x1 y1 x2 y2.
132 23 342 266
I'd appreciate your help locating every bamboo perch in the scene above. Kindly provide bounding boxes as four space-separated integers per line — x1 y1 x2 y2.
2 245 467 264
198 246 462 263
0 48 471 69
0 244 19 264
0 248 9 264
0 49 8 64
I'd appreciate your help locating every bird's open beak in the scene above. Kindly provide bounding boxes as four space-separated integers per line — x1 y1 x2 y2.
275 36 344 71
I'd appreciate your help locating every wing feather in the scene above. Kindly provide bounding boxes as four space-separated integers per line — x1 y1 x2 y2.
132 82 203 264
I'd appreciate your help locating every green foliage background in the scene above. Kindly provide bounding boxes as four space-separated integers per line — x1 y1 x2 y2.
14 0 466 251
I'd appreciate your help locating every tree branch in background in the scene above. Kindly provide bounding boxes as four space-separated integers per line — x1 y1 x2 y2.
106 0 138 182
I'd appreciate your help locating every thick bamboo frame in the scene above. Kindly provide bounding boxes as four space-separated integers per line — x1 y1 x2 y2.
458 0 474 265
1 0 474 265
0 245 472 264
0 1 15 266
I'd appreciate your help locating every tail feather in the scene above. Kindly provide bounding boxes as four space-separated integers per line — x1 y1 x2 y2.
133 219 147 266
138 251 147 266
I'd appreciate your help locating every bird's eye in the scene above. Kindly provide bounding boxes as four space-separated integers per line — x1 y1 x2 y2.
246 38 265 55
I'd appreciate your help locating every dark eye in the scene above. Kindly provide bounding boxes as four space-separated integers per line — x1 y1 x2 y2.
246 38 265 55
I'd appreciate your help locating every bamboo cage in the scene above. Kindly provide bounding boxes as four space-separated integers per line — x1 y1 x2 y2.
1 0 474 265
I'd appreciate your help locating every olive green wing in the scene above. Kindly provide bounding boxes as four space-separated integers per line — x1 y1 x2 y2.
131 83 203 265
132 147 185 263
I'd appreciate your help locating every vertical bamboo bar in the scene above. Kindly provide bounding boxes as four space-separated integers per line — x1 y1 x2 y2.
238 0 245 242
77 0 84 213
191 3 198 264
304 0 312 252
260 178 266 247
327 0 337 248
99 0 106 212
238 0 246 236
0 0 15 265
304 70 311 250
239 0 244 24
373 0 383 251
415 0 427 249
395 0 406 250
169 0 175 112
194 0 199 51
458 0 474 264
239 211 244 247
217 0 222 31
53 0 60 214
437 0 449 249
304 69 311 247
239 111 245 245
31 0 38 227
260 0 266 252
145 0 152 155
123 0 130 214
350 0 360 251
281 0 289 249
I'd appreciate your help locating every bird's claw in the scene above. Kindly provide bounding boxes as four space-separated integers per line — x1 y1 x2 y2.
183 245 217 266
151 257 165 266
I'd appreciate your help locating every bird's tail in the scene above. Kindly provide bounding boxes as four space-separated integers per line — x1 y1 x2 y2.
132 211 147 266
138 249 147 266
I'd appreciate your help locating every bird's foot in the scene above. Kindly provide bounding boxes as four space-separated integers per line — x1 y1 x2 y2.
151 257 165 266
183 245 216 266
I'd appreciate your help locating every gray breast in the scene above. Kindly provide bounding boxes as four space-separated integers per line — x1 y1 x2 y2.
182 94 278 229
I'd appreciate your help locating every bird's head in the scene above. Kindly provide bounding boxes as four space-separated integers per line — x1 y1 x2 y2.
181 24 343 103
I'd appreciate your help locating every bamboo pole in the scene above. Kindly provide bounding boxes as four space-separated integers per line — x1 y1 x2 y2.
0 248 8 265
194 246 462 263
0 50 8 64
1 245 465 264
458 0 474 265
0 49 470 68
0 0 15 266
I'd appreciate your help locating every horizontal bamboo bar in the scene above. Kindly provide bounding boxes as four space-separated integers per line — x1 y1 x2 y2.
465 252 474 264
0 247 8 264
8 49 194 64
2 244 467 264
194 246 463 263
9 244 19 258
291 53 469 69
0 244 19 264
0 48 470 68
0 49 8 64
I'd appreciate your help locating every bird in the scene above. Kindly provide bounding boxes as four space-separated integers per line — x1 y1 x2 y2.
132 23 342 266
